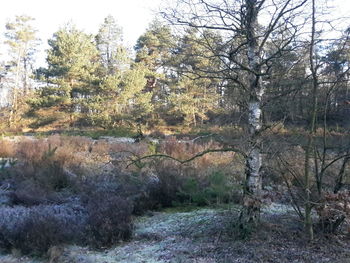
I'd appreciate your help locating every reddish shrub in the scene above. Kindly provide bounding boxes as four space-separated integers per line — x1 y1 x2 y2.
0 139 16 158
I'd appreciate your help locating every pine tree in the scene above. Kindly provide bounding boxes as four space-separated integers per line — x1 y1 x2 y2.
168 29 222 126
134 20 177 125
30 24 100 126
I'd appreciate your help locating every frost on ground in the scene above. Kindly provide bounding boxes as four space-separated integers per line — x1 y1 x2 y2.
1 204 350 263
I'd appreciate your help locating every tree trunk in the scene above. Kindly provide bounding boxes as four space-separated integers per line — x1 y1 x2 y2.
334 154 350 193
239 0 264 229
304 135 315 241
303 0 317 241
9 51 22 128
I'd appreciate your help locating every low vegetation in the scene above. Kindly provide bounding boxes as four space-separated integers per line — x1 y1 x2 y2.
0 132 349 261
0 135 242 256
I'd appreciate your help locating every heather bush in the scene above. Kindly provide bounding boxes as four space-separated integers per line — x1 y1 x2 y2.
77 171 157 215
47 135 93 152
0 203 87 255
15 138 50 169
147 160 184 207
109 141 150 159
0 191 135 254
119 172 161 215
12 179 51 206
10 178 73 207
0 189 12 207
72 174 134 247
84 191 133 248
77 174 122 199
39 160 69 190
156 137 238 179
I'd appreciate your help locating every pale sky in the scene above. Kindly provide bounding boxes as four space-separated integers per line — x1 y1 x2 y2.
0 0 349 67
0 0 163 66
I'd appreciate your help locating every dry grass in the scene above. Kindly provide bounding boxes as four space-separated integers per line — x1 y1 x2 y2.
1 134 241 181
0 139 16 158
157 137 238 176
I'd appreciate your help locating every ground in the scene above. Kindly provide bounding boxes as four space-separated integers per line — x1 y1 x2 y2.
0 203 349 263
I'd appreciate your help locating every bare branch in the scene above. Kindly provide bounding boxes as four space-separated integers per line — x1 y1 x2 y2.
126 147 246 168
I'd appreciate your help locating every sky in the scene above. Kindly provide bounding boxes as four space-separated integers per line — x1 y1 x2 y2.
0 0 349 67
0 0 163 66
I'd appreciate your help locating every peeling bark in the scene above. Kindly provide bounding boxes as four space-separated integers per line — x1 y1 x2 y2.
248 102 262 133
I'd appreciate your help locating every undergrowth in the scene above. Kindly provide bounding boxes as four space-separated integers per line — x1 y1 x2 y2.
0 135 242 256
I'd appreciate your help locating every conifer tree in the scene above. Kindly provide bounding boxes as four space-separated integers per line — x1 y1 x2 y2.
31 24 100 125
168 29 222 126
134 20 177 125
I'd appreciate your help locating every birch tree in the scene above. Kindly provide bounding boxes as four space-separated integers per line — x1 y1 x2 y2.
162 0 309 228
96 15 129 74
4 15 38 126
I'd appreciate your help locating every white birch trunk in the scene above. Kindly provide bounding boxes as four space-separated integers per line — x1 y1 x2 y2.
239 0 264 228
9 50 22 127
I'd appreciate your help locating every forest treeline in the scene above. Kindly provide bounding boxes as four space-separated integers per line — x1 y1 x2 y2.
0 14 349 132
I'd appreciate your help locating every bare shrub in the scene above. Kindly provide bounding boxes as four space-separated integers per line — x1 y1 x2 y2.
316 191 350 234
